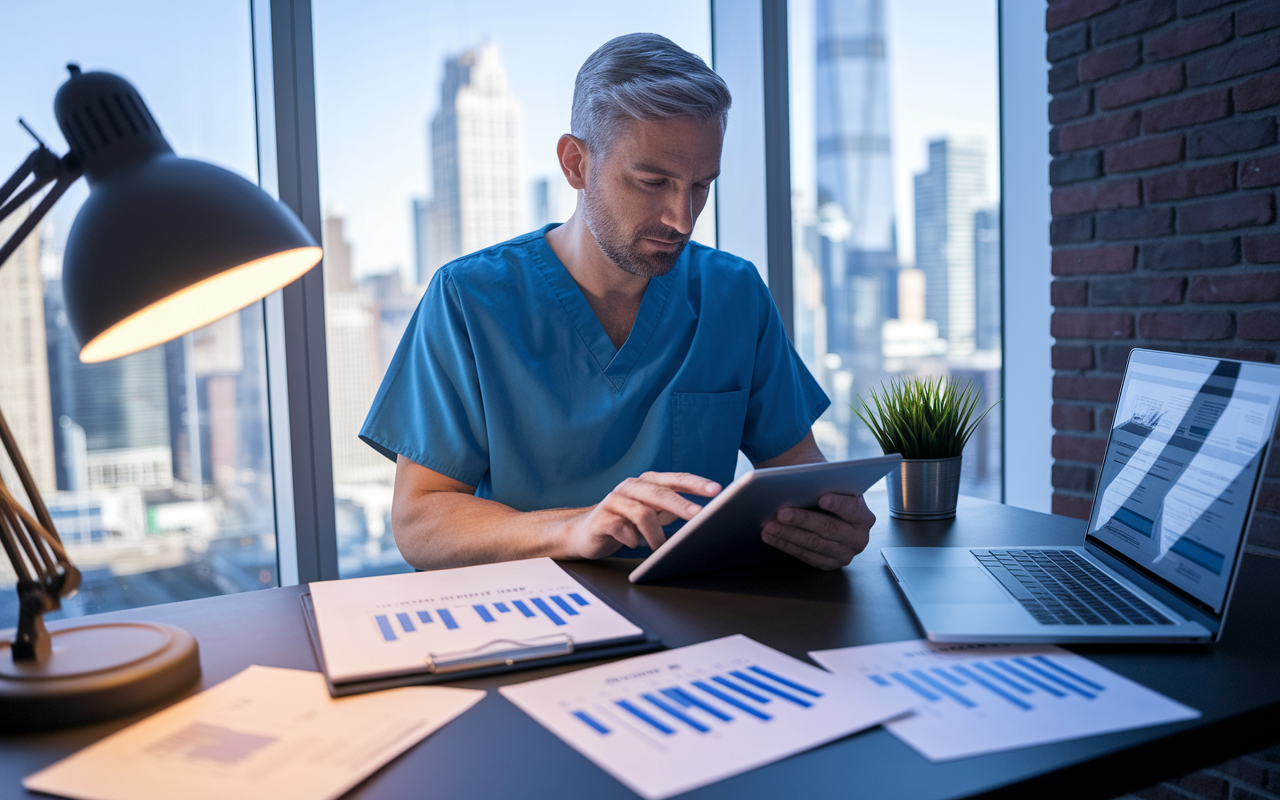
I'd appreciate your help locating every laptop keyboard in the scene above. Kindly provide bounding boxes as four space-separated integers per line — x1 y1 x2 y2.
971 549 1175 626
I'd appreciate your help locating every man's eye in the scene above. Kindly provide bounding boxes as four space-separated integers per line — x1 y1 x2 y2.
641 179 664 187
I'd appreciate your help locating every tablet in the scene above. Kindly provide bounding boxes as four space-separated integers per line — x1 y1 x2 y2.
628 454 903 583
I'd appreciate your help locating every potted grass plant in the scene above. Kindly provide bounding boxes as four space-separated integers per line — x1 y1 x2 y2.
853 376 998 520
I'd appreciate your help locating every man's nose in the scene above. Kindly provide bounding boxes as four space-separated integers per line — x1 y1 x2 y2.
660 186 695 236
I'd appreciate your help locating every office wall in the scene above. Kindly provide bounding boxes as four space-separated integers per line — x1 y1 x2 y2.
1045 0 1280 561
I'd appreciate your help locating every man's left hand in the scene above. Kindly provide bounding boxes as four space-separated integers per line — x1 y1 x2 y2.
761 493 875 570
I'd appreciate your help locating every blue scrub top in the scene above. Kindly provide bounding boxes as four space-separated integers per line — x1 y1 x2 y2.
360 224 829 518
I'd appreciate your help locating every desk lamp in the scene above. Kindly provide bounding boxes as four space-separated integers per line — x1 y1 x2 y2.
0 65 322 730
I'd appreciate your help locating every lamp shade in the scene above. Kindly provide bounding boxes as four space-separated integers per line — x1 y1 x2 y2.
54 66 321 363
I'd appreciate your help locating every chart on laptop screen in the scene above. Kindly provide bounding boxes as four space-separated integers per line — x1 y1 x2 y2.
1090 356 1280 612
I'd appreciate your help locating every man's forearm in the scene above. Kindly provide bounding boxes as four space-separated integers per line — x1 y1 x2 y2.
392 490 586 570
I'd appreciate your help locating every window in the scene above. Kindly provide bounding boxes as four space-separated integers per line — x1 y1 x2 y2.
0 0 279 617
788 0 1002 498
312 0 713 578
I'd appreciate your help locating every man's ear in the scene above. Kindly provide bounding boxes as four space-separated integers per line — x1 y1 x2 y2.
557 134 589 191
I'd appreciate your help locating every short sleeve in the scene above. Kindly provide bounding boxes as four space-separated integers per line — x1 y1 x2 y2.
359 271 490 486
738 274 830 464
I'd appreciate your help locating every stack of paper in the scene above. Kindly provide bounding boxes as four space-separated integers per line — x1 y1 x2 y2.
24 666 484 800
809 639 1200 761
501 634 912 800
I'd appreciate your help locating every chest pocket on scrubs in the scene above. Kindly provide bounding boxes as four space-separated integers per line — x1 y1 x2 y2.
671 390 750 489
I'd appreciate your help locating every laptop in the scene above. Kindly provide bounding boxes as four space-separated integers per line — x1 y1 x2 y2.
882 348 1280 643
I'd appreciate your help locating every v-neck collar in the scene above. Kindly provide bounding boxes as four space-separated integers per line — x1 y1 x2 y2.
531 226 678 393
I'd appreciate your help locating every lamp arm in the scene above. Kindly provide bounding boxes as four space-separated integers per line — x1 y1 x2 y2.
0 145 81 269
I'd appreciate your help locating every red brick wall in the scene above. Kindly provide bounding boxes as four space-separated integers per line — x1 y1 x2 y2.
1046 0 1280 558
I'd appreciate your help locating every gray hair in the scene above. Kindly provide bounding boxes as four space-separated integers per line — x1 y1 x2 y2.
571 33 731 156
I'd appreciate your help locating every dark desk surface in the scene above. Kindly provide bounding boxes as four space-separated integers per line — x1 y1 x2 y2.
4 495 1279 800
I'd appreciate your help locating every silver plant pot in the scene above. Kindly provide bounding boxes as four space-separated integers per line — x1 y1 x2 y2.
885 456 963 520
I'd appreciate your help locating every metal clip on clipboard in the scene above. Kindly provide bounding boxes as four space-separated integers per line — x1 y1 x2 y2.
424 634 574 674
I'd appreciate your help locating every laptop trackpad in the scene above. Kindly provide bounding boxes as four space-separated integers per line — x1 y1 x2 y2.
899 567 1013 604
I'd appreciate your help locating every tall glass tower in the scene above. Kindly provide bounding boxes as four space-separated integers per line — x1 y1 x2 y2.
814 0 899 455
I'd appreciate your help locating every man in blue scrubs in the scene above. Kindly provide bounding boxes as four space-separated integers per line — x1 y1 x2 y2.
361 33 876 570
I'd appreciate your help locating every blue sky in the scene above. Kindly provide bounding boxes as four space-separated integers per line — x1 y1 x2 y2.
2 0 996 277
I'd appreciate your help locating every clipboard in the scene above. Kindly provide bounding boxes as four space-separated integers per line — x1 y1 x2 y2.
300 578 662 697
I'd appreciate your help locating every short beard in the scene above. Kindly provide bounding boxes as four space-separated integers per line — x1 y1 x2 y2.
581 179 689 278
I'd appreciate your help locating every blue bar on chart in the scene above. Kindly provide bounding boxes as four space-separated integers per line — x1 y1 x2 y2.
692 680 771 720
1034 655 1105 692
573 710 611 735
642 693 709 733
569 593 589 606
438 609 459 630
416 610 433 624
992 660 1061 697
550 595 580 616
868 656 1107 712
530 597 566 626
616 700 675 735
494 602 510 613
474 605 495 623
512 600 536 618
375 615 396 642
730 670 812 707
396 613 415 633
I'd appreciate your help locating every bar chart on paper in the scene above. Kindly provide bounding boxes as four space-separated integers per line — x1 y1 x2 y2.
810 640 1200 761
309 558 644 683
501 635 911 800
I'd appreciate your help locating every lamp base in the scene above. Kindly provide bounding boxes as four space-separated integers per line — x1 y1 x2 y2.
0 621 200 731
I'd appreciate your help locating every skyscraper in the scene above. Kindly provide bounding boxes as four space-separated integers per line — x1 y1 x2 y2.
974 205 1001 353
913 137 987 356
815 0 898 366
0 209 55 494
426 42 525 272
411 197 430 287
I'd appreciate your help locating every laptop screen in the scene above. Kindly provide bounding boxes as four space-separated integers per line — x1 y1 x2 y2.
1085 350 1280 615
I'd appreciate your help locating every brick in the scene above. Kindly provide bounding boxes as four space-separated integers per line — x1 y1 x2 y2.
1092 0 1177 45
1098 64 1186 110
1050 62 1081 94
1053 403 1094 431
1256 483 1280 514
1173 771 1229 799
1240 153 1280 189
1145 13 1234 60
1078 41 1142 82
1145 161 1235 202
1097 207 1176 239
1179 193 1275 234
1104 134 1184 172
1051 311 1135 338
1235 73 1280 112
1052 244 1136 274
1237 0 1280 36
1054 375 1124 401
1190 272 1280 303
1050 127 1061 156
1048 0 1121 31
1053 493 1094 520
1092 275 1186 305
1239 309 1280 339
1053 463 1097 491
1060 111 1141 151
1248 513 1280 552
1052 178 1140 215
1187 117 1279 159
1053 343 1095 368
1054 434 1109 463
1050 89 1093 124
1052 280 1090 306
1178 0 1237 15
1048 25 1091 62
1051 150 1104 184
1052 214 1096 244
1142 238 1240 270
1187 34 1280 87
1143 89 1231 133
1100 407 1116 428
1100 344 1141 372
1245 233 1280 262
1139 310 1234 339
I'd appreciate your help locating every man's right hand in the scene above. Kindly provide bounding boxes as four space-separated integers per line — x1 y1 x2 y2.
563 472 721 559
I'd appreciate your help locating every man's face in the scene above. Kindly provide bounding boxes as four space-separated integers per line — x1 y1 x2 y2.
580 115 723 278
